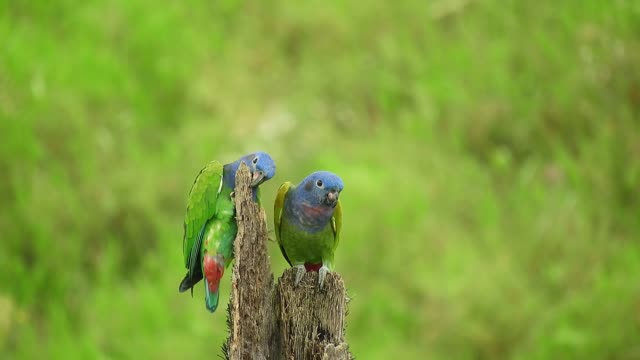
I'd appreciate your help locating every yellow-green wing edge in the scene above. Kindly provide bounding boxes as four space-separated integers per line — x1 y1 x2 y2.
274 181 293 266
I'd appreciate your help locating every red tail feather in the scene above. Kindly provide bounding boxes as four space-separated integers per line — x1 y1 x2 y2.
304 263 322 272
203 254 224 293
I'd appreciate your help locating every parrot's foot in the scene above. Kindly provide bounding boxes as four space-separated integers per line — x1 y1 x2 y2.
318 265 330 289
294 265 306 287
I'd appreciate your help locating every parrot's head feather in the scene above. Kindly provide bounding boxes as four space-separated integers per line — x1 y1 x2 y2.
238 151 276 187
297 171 344 208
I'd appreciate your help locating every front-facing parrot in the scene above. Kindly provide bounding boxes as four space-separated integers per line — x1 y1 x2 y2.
179 152 276 312
274 171 344 288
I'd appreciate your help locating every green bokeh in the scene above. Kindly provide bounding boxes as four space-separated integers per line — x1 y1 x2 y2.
1 1 639 359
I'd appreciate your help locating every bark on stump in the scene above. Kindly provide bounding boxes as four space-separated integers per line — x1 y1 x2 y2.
276 270 351 360
224 164 352 360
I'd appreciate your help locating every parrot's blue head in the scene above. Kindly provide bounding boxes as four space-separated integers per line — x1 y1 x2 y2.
298 171 344 208
240 151 276 187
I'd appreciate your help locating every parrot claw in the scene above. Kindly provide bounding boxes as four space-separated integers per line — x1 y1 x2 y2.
318 265 330 289
294 265 306 287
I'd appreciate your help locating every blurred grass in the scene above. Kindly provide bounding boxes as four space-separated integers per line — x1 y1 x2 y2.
1 0 640 358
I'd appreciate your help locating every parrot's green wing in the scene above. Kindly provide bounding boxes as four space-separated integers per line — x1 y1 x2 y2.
274 181 294 266
331 199 342 252
183 161 224 274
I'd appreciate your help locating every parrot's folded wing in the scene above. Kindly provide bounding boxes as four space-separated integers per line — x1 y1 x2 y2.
331 199 342 252
274 181 294 266
183 161 224 274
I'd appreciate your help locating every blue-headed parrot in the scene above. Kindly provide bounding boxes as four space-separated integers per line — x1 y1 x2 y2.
179 151 276 312
274 171 344 288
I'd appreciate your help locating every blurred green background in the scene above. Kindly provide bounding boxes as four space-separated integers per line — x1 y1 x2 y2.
2 1 640 359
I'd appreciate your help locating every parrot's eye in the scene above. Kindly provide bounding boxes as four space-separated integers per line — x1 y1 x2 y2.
252 157 259 164
316 179 324 188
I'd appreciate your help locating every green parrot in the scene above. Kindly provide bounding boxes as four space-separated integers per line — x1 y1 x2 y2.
274 171 344 288
179 152 276 312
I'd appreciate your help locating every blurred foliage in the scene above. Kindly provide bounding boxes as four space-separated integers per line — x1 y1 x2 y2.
1 0 640 359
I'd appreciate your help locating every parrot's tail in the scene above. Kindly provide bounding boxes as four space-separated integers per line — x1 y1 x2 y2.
202 253 225 313
204 279 220 313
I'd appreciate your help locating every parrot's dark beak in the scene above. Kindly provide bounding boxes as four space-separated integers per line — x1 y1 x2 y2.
250 171 265 187
325 190 339 207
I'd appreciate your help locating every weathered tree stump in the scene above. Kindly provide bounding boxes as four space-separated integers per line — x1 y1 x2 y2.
224 164 277 360
276 270 351 360
224 164 352 360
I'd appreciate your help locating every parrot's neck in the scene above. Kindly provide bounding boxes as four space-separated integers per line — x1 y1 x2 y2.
223 162 258 200
285 190 334 233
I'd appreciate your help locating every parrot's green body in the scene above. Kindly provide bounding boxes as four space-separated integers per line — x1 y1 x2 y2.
275 189 339 267
182 165 236 266
199 188 236 264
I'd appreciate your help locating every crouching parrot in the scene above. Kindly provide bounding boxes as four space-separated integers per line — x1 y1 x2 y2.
274 171 344 288
179 152 276 312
